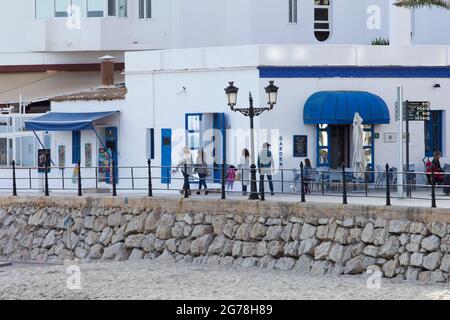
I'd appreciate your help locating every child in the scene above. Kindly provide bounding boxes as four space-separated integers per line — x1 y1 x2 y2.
226 165 237 192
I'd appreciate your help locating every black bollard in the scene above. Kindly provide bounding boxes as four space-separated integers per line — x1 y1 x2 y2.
431 168 436 208
77 161 82 197
260 174 265 201
342 163 347 205
44 161 49 197
12 160 17 196
385 163 391 206
112 160 117 197
148 159 153 197
300 162 305 203
221 162 226 200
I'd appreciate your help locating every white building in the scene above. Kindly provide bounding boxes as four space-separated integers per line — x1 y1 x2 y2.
19 44 448 193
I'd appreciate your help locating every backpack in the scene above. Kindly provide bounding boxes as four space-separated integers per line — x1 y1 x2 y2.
425 159 444 181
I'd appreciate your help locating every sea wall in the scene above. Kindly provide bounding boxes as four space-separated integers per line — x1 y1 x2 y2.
0 196 449 283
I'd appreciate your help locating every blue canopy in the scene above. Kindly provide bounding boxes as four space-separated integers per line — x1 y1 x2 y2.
303 91 390 125
25 111 119 131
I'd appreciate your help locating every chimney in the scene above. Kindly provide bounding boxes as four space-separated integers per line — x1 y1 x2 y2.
99 55 116 87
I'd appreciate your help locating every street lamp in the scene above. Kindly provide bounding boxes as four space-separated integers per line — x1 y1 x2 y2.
225 80 279 200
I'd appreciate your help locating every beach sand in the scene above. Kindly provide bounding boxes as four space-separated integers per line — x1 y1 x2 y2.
0 259 449 300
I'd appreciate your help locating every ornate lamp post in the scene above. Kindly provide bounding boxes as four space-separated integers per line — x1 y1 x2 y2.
225 81 279 200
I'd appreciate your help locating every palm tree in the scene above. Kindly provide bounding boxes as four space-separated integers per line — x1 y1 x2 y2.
394 0 450 9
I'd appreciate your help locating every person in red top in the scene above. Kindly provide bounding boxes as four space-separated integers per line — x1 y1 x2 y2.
226 165 237 192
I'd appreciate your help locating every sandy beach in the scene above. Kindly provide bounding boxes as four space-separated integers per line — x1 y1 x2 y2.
0 259 449 300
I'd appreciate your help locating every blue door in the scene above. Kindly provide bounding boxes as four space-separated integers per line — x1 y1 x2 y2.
105 127 118 182
425 111 443 157
213 113 226 183
161 128 172 184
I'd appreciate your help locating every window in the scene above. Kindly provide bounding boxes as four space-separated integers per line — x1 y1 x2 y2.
317 124 330 166
314 0 331 42
146 128 155 160
139 0 152 19
289 0 298 23
108 0 127 17
87 0 104 17
0 138 7 166
186 114 202 159
55 0 70 17
72 131 81 164
425 111 443 157
35 0 54 19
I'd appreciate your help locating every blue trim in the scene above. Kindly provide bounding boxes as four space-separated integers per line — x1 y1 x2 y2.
213 113 226 183
259 66 450 79
72 131 81 164
161 128 172 184
304 91 390 125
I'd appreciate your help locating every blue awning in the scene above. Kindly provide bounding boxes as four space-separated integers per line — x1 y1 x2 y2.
24 111 119 131
303 91 390 125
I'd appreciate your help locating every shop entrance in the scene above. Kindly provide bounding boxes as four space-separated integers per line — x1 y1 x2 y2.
329 125 350 169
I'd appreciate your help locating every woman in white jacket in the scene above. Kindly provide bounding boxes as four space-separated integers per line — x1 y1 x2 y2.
238 148 250 196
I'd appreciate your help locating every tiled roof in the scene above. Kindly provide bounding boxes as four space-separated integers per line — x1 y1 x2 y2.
51 85 127 102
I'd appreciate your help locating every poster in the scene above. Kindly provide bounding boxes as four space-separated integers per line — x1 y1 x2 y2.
293 135 307 158
58 145 65 168
98 147 111 183
85 143 92 167
38 149 51 173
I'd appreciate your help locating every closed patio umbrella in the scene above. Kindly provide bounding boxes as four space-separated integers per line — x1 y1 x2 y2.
352 112 367 180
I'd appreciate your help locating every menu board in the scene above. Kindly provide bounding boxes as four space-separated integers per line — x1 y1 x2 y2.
293 135 307 158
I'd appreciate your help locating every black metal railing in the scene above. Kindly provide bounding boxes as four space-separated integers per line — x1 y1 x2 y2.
2 160 449 208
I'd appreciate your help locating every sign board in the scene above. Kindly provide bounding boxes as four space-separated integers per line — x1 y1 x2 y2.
38 149 51 173
405 101 431 121
396 101 431 121
293 135 307 158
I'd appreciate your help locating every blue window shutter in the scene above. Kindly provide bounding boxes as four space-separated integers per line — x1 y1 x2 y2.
72 131 81 164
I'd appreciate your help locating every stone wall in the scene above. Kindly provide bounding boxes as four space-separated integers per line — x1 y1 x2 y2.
0 196 449 283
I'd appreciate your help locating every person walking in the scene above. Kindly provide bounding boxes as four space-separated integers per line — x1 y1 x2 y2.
194 147 209 195
303 158 313 194
258 142 274 195
172 146 194 195
431 151 445 185
238 148 250 196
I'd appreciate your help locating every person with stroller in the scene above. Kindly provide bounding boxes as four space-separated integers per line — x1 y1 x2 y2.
426 151 445 185
172 146 194 196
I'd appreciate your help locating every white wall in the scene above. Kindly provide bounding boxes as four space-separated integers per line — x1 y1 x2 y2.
2 0 450 55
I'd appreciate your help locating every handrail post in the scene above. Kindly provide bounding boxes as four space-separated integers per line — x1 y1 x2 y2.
148 159 153 197
300 162 305 203
112 160 117 197
183 163 189 198
12 160 17 196
385 163 391 206
221 161 226 200
44 161 49 197
77 161 82 197
61 168 65 190
260 174 265 201
431 168 436 208
364 168 368 197
321 171 325 195
131 167 135 190
342 163 347 205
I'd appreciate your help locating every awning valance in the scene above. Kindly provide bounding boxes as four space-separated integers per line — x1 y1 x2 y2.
24 111 118 131
303 91 390 125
